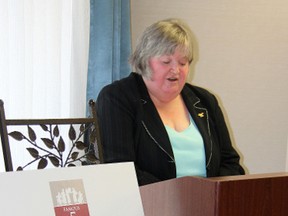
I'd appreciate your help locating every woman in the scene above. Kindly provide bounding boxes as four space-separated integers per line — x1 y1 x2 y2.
96 18 245 186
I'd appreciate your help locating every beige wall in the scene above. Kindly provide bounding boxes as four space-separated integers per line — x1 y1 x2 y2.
131 0 288 174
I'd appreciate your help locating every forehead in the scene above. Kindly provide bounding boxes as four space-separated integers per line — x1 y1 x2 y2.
156 48 189 59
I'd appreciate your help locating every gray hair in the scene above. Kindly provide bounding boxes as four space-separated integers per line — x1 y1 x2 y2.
129 18 194 79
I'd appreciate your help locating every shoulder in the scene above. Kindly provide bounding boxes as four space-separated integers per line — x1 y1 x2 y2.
97 73 144 105
98 73 137 96
101 72 136 90
183 83 218 104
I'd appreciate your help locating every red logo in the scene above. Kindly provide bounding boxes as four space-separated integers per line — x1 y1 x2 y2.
50 179 90 216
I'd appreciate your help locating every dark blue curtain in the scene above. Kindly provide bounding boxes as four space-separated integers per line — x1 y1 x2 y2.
86 0 131 105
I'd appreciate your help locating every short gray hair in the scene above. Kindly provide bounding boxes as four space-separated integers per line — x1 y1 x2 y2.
129 18 194 79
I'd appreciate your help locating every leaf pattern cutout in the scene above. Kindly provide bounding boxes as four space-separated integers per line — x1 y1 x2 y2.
8 121 100 171
38 158 48 169
53 125 59 137
8 131 24 141
71 152 79 160
58 136 65 152
80 124 85 132
75 141 86 150
26 147 39 158
48 156 60 167
41 138 54 149
69 125 76 140
39 124 48 131
28 126 36 142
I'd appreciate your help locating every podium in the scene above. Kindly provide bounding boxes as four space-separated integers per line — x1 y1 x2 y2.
140 172 288 216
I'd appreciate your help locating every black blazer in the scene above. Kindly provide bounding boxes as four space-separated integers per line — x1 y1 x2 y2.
96 73 245 186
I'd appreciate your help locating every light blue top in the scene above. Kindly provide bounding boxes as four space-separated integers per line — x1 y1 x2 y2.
165 116 207 178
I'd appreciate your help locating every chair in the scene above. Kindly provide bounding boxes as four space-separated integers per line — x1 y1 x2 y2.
0 99 103 171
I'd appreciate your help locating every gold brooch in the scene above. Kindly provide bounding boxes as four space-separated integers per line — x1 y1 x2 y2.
198 112 205 118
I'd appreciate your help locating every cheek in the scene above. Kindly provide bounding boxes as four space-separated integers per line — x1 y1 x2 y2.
149 66 167 81
178 68 189 83
181 66 190 76
150 72 164 83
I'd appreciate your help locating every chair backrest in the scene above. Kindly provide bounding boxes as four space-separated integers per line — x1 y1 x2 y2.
0 99 103 171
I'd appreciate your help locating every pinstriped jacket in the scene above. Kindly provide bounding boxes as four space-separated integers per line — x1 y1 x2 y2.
96 72 245 186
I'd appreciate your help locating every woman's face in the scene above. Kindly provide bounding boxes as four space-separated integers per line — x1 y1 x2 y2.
144 48 190 103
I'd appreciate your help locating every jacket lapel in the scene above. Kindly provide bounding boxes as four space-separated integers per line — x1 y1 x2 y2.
135 74 175 161
181 86 213 167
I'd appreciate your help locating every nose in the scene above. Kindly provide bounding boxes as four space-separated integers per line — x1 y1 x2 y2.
170 62 180 74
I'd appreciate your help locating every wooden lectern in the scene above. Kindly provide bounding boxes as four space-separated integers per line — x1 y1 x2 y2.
140 172 288 216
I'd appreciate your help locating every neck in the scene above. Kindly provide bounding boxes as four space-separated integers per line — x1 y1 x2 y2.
150 92 182 108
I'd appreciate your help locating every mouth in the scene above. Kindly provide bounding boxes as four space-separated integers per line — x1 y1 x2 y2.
167 77 178 82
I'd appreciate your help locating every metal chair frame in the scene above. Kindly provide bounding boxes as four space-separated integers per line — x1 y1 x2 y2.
0 99 103 171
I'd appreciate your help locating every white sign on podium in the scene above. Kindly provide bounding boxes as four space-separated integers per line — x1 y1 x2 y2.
0 162 144 216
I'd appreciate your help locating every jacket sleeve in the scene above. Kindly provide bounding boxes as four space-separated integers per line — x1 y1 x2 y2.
96 85 160 185
210 94 245 176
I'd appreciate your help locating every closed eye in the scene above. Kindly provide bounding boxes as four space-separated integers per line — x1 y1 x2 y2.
179 61 188 66
162 61 171 65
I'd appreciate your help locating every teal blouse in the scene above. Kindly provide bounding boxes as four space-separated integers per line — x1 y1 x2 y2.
165 116 207 178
